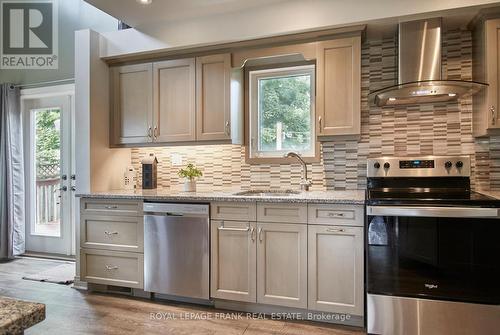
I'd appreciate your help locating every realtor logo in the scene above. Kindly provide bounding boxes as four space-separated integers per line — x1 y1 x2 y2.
1 0 58 69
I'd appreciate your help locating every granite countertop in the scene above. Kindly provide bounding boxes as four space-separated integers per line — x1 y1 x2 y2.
0 297 45 334
77 187 366 205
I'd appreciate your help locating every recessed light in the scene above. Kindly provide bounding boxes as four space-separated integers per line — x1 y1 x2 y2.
388 97 396 101
448 93 457 97
137 0 152 4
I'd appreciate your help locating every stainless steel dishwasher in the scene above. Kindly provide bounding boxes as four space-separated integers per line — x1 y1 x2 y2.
143 202 209 300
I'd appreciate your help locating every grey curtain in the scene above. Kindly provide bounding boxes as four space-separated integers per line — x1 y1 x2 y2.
0 84 25 259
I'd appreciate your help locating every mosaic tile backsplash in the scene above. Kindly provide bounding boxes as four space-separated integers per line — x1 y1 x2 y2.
131 30 500 191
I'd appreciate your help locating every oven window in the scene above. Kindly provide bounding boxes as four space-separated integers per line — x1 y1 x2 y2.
367 215 500 304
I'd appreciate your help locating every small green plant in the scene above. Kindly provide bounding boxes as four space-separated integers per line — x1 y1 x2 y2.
178 163 203 181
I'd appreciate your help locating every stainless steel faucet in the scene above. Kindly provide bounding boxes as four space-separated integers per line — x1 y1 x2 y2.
285 152 312 191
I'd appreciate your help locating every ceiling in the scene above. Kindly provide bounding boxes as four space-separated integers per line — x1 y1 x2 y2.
84 0 288 27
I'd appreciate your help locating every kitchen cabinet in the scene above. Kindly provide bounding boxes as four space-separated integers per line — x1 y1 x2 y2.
110 63 153 145
110 53 241 146
79 198 144 289
196 54 232 141
473 18 500 136
256 222 308 308
308 225 363 315
153 59 196 142
210 220 257 302
316 35 361 137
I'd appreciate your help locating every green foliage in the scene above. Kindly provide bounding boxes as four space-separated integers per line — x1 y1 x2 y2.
259 74 311 151
36 109 60 166
178 163 203 181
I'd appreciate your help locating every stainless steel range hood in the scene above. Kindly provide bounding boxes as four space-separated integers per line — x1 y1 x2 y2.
370 18 487 107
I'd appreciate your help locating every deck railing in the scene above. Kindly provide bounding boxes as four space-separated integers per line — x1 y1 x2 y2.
36 163 60 224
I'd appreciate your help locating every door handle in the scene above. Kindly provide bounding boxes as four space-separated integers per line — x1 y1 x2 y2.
225 120 230 136
250 227 255 242
70 186 76 191
153 126 158 139
318 116 322 132
491 106 496 125
258 227 263 242
57 186 67 192
148 126 152 138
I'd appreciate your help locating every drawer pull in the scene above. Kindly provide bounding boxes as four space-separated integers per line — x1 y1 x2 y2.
105 205 118 209
104 231 118 236
326 228 346 233
328 212 345 217
105 265 119 270
218 226 249 232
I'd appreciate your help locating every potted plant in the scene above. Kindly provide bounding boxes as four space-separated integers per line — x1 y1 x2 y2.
178 163 203 192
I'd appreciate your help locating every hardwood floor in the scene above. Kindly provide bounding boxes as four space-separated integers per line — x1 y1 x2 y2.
0 257 366 335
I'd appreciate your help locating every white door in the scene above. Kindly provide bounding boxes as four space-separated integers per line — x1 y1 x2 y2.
22 89 75 256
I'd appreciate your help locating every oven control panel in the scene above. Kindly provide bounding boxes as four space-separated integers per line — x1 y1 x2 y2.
367 156 470 177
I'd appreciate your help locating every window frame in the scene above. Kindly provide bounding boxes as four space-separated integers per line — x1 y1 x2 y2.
246 63 318 164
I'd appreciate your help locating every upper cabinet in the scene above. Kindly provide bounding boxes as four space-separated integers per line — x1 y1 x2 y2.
196 54 232 141
473 18 500 137
110 53 241 147
110 63 153 145
154 59 196 142
316 36 361 137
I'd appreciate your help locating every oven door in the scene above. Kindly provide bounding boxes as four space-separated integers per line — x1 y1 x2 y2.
366 205 500 305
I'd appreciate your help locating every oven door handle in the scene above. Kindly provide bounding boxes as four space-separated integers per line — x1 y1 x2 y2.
366 206 500 218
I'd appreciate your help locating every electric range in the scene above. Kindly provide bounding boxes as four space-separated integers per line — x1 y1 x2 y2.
365 155 500 335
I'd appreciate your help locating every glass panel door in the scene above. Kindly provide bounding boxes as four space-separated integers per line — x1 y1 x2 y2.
23 94 74 256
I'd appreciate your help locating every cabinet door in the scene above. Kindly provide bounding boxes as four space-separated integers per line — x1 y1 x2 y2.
153 59 196 142
257 222 307 308
316 36 361 136
196 54 231 141
308 225 364 316
111 63 153 145
211 220 257 302
485 19 500 130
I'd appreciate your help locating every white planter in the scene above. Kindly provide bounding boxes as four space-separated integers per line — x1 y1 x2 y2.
183 179 197 192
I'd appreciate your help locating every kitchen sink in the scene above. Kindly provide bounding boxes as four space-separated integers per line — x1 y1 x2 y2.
233 190 301 197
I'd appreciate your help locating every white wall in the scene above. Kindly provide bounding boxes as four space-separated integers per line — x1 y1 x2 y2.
100 0 500 58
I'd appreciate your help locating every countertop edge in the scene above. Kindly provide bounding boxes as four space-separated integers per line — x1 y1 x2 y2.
75 193 366 205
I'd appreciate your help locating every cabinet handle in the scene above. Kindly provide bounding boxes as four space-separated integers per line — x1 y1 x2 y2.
105 265 118 270
318 116 322 132
153 126 158 139
326 228 346 233
491 106 496 126
104 231 118 236
258 227 263 242
328 212 345 217
225 120 230 136
148 126 152 138
104 205 118 209
250 227 255 242
218 226 250 232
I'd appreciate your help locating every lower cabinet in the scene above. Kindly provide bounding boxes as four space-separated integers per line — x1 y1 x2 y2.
210 220 257 302
308 225 364 315
80 248 144 289
257 222 308 309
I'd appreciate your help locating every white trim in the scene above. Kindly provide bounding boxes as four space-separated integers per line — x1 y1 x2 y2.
248 64 316 159
21 84 75 99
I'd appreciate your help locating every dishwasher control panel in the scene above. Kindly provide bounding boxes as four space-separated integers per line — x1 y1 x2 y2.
143 202 209 215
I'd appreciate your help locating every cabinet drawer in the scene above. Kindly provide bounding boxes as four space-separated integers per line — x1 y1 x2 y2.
80 215 143 252
211 202 256 221
80 249 143 289
81 198 142 216
257 203 307 224
308 204 363 226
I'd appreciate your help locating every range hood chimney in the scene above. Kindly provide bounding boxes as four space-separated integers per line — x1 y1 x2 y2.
369 18 487 107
